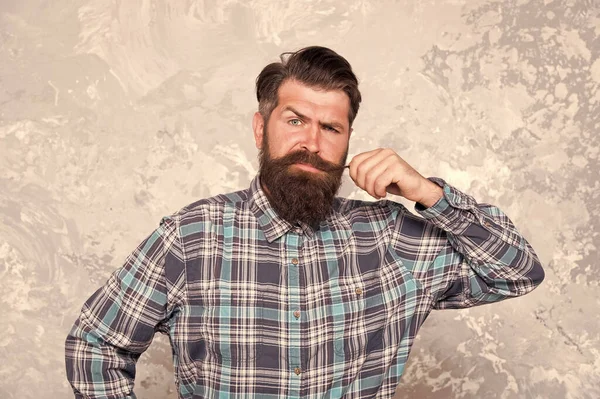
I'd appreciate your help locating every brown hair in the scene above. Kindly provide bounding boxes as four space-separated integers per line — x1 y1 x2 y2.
255 46 361 126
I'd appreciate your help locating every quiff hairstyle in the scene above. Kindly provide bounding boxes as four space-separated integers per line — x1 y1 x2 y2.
255 46 361 126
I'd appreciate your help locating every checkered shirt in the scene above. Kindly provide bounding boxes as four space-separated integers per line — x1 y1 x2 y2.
65 176 544 398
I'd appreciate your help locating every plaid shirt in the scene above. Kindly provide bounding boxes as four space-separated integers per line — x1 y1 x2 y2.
65 176 544 398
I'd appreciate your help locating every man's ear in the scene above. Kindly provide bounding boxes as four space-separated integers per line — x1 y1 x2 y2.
252 112 265 150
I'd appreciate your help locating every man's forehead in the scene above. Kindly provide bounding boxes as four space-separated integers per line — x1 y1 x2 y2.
276 80 351 124
277 80 348 102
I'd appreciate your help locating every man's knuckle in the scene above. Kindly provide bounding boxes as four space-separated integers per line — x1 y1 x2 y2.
365 169 379 184
356 163 368 175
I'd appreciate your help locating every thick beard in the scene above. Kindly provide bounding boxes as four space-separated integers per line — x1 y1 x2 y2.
259 134 347 228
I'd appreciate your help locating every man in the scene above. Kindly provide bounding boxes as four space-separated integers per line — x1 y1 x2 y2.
65 46 544 398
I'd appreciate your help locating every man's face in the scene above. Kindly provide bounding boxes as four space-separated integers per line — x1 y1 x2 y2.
252 80 353 226
253 79 352 169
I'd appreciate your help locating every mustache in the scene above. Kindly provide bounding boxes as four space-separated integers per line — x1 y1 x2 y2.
274 151 346 173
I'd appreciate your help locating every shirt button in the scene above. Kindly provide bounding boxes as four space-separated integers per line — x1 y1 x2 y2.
355 287 363 295
293 310 301 319
291 258 299 265
294 367 301 375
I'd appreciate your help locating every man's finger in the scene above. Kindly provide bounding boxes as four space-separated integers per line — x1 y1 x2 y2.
364 156 397 198
348 150 380 188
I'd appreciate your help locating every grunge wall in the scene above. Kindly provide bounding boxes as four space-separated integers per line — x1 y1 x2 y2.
1 1 598 398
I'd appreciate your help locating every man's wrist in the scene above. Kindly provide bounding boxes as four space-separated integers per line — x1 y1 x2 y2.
416 178 444 208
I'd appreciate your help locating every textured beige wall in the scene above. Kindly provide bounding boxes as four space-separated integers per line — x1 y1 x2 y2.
1 0 598 398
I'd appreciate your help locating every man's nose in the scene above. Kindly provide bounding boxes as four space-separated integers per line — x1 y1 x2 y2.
300 124 320 153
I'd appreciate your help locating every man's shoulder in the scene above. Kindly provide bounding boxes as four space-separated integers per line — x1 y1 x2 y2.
334 196 407 220
171 187 252 221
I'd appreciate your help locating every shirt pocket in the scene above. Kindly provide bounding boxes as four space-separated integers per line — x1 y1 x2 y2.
202 288 264 363
331 272 387 358
331 248 427 359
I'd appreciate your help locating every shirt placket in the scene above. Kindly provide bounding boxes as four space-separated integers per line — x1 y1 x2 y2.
285 231 302 398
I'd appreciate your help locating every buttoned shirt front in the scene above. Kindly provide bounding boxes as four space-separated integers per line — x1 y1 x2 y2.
65 176 544 398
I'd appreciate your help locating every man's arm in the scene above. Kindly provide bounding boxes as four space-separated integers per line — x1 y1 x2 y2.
412 177 544 308
65 216 184 398
348 148 544 307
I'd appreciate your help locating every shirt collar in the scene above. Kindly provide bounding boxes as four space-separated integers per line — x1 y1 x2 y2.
249 175 344 243
249 176 296 243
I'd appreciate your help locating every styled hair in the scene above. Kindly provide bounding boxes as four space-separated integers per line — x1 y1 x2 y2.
255 46 361 126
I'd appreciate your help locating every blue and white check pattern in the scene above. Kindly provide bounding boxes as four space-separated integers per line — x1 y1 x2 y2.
65 176 544 398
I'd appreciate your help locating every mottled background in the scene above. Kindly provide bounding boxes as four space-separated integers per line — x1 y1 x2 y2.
0 0 598 398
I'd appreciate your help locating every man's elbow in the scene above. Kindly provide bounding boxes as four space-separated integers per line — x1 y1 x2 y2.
521 256 545 293
529 258 545 287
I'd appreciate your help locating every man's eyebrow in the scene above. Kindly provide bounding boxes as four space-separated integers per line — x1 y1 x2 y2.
282 105 345 131
320 120 345 131
282 106 307 120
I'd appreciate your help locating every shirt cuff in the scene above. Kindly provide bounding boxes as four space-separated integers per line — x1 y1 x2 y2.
414 177 479 233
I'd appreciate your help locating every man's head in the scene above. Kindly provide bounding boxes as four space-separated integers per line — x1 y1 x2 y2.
255 46 361 127
252 46 362 227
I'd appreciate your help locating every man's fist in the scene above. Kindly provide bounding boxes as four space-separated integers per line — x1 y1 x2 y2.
347 148 443 208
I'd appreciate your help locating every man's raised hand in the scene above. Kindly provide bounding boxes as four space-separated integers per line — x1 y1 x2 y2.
347 148 443 208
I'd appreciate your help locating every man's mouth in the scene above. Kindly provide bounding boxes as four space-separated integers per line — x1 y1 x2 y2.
293 163 323 173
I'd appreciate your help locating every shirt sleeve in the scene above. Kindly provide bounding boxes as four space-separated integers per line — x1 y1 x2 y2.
65 216 185 399
412 177 545 309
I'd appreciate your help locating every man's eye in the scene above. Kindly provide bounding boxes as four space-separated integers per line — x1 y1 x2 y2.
324 126 339 133
289 119 302 126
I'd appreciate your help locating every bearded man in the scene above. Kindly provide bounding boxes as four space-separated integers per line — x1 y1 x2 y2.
65 46 544 399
